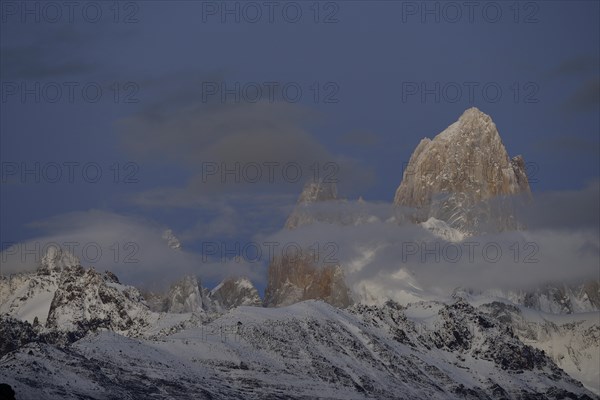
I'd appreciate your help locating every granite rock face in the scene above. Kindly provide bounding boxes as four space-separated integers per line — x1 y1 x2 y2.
394 107 531 235
265 180 352 308
264 254 351 308
164 275 216 314
284 180 339 229
146 276 262 313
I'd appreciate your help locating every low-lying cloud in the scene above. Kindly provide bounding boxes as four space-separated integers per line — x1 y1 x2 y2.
0 210 265 291
2 183 598 303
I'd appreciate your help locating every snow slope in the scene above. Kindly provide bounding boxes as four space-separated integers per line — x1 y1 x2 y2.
1 300 596 399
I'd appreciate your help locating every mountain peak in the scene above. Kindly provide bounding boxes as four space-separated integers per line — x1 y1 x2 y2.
394 109 531 235
436 107 498 144
297 179 337 204
459 106 488 121
285 179 338 229
164 275 213 314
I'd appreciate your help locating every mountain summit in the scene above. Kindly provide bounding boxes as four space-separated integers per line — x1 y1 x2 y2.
394 107 531 235
284 180 338 229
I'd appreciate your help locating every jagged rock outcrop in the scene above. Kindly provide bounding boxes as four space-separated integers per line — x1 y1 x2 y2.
479 301 600 393
209 277 262 309
5 300 595 399
456 282 600 314
46 264 152 335
394 107 531 235
163 275 217 314
264 254 351 308
0 316 38 357
265 180 353 308
145 276 261 312
1 246 155 337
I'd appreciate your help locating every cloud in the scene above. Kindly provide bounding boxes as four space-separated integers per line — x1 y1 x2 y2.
2 183 597 300
518 181 600 230
0 25 98 80
533 135 600 155
128 186 297 242
562 79 600 112
259 186 599 303
549 55 599 78
0 210 265 290
115 72 375 203
337 130 381 148
0 44 94 80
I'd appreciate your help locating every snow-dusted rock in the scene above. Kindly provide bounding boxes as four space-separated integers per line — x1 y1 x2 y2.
163 275 216 314
1 300 596 399
394 107 531 235
209 277 261 309
285 180 339 229
265 180 353 308
264 255 351 308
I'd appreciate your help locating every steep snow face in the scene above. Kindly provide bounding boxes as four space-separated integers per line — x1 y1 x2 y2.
0 247 80 325
394 107 531 235
1 300 595 399
1 247 195 339
0 273 60 325
45 265 153 335
209 277 262 309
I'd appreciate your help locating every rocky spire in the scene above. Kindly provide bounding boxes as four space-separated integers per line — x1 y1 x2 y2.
164 275 215 314
284 179 338 229
265 179 351 308
394 107 531 235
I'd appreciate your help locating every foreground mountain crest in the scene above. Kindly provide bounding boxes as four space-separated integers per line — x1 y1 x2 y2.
394 107 531 235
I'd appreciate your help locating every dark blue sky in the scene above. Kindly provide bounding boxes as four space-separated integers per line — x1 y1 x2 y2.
1 1 598 289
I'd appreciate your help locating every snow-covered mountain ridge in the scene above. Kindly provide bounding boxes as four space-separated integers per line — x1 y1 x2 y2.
1 108 598 399
1 299 597 399
1 245 598 398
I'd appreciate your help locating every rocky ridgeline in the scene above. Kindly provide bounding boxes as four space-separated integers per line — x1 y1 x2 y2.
144 275 262 314
2 299 596 399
